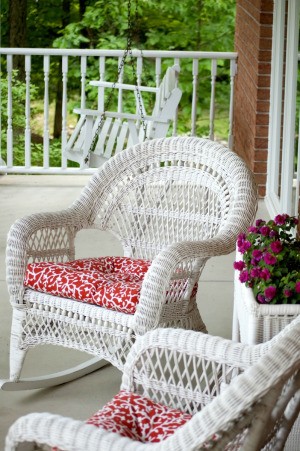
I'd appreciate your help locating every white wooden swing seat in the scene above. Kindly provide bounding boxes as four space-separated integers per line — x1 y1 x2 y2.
64 65 182 168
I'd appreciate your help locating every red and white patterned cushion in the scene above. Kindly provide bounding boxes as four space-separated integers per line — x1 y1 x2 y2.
86 389 192 442
24 256 198 315
24 257 151 314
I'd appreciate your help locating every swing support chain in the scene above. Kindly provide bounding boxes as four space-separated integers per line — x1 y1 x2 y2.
84 0 147 165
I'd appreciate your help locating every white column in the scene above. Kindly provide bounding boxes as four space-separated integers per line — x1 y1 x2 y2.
266 0 288 216
280 0 300 214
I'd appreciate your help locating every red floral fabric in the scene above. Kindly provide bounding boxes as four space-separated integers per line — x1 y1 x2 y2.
24 257 151 314
86 389 192 442
24 256 198 315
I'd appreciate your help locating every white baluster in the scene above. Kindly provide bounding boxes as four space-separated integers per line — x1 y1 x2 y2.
172 58 180 136
61 55 68 169
155 58 161 87
25 55 31 169
209 59 217 142
228 59 237 150
80 56 87 110
98 56 105 111
6 55 13 167
43 55 50 168
191 59 199 136
117 56 124 114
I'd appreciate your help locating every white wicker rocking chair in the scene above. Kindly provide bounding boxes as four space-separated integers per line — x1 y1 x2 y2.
1 137 257 391
5 317 300 451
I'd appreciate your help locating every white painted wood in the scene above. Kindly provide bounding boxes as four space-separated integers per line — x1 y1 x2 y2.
266 0 286 216
209 59 217 141
191 59 199 136
280 0 300 214
6 55 13 168
61 55 68 170
0 48 238 174
43 55 50 169
80 56 87 109
228 59 236 149
24 55 31 169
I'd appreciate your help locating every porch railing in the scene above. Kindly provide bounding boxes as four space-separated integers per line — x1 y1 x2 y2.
0 48 237 174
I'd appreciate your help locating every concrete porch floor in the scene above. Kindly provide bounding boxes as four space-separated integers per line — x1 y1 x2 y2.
0 174 269 448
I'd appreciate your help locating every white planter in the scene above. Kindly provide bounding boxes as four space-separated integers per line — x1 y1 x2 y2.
233 254 300 345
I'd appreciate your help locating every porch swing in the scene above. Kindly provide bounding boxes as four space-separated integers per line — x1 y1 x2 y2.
64 0 182 168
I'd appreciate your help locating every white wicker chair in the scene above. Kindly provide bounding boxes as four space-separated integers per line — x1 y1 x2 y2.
1 136 257 390
5 317 300 451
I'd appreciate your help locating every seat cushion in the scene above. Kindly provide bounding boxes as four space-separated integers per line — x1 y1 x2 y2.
86 389 192 443
24 257 151 314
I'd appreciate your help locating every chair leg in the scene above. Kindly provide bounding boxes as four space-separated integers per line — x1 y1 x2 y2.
0 357 109 391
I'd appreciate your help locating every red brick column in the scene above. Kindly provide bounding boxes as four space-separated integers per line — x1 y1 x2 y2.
233 0 274 197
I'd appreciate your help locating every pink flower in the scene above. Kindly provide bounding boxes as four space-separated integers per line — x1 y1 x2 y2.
264 285 277 300
250 268 261 278
283 289 293 298
257 294 267 303
274 214 286 225
260 226 270 236
239 270 250 283
248 226 258 233
238 240 252 254
295 281 300 293
293 218 299 225
263 253 277 265
255 219 264 227
269 230 278 238
260 268 271 280
252 249 263 261
233 261 246 271
270 240 283 254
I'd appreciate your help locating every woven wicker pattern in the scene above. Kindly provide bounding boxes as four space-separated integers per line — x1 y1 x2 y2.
5 318 300 450
5 137 257 384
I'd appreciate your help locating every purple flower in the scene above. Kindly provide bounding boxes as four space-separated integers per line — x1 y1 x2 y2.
238 240 252 254
270 240 283 254
248 226 258 233
257 294 267 304
263 253 277 265
255 219 264 227
260 226 270 236
283 289 293 298
295 281 300 294
274 214 286 226
269 230 278 238
260 268 271 280
233 260 246 271
264 285 277 300
293 218 299 225
252 249 263 260
239 270 250 283
250 267 261 278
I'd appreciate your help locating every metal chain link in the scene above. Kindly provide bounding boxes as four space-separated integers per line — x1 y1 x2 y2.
85 0 147 164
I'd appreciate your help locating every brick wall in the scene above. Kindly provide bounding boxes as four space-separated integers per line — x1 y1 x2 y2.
233 0 274 197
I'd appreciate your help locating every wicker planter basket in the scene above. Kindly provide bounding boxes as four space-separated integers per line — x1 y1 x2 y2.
233 249 300 345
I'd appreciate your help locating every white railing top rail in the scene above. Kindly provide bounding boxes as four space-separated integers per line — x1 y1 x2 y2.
0 48 237 59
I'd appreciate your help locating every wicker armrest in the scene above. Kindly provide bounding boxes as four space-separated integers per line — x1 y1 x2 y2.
134 236 237 335
4 412 140 451
6 208 86 305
